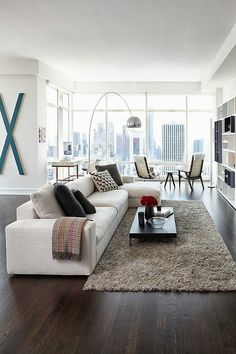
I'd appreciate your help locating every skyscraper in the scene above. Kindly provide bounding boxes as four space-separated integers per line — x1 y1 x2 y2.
193 139 204 153
122 125 130 161
82 132 87 156
73 131 80 157
108 121 115 158
156 146 161 160
116 133 122 160
133 137 140 155
147 112 155 159
93 122 105 160
115 125 130 161
162 123 184 161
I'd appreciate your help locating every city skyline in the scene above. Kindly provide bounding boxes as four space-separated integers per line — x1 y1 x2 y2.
70 120 207 162
48 117 210 178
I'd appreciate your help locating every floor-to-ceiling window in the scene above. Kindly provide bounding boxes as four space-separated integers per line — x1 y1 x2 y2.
62 92 70 142
46 85 71 180
71 92 213 178
46 86 58 161
107 94 146 175
187 95 214 177
72 94 106 161
147 94 187 174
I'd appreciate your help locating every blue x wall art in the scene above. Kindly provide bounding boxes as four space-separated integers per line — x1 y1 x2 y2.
0 93 25 175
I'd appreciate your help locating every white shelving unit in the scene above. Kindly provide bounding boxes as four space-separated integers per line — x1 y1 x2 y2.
215 98 236 209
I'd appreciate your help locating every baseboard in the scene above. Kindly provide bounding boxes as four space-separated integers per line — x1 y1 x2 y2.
0 188 37 195
217 189 236 210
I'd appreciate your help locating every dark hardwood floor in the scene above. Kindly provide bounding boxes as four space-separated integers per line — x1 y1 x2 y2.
0 183 236 354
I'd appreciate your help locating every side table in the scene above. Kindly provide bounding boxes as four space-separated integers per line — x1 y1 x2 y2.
51 159 84 182
164 171 175 188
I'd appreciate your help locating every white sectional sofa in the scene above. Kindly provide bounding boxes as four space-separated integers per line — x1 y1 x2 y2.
5 175 161 276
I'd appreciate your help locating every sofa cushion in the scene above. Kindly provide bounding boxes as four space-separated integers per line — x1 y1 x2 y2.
54 183 86 217
73 190 96 214
121 175 135 183
31 184 65 219
87 207 117 243
87 189 128 212
91 170 118 192
95 163 123 186
119 182 161 200
66 175 95 198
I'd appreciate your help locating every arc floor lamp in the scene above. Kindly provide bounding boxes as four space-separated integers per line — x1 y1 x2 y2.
88 92 142 169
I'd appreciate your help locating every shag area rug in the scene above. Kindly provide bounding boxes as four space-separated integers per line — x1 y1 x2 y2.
83 200 236 292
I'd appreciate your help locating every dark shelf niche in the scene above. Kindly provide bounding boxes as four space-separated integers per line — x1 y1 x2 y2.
224 116 235 133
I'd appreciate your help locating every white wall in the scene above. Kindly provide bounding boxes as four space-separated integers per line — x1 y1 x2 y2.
222 76 236 102
74 81 201 94
0 59 73 92
36 76 48 188
0 75 48 194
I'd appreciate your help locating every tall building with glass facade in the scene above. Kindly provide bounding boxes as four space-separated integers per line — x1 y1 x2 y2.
162 124 185 161
147 112 155 159
193 139 204 153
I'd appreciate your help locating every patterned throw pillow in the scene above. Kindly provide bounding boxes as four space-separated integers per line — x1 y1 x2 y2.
95 163 123 186
91 170 118 192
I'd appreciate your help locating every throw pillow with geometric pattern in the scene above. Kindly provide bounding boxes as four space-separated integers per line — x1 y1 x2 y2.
91 170 119 192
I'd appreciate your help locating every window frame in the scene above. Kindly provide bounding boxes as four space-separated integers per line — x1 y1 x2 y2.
46 84 72 180
71 92 214 178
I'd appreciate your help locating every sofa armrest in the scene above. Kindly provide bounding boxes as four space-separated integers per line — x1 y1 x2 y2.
5 218 97 275
121 175 135 183
17 200 38 220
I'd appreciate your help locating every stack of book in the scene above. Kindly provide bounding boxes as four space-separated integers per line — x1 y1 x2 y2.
154 207 172 218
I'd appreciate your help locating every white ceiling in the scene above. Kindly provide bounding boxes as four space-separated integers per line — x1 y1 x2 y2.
0 0 236 81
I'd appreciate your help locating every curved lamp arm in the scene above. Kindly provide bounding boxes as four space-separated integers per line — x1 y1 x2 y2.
88 92 140 170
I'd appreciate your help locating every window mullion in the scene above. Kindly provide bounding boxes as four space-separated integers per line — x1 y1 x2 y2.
105 96 108 164
57 91 63 159
185 95 188 168
145 92 148 156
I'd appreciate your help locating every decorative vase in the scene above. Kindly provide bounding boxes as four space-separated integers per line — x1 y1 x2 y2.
144 205 154 220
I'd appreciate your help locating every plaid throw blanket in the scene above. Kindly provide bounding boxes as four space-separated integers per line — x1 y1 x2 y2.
52 217 88 262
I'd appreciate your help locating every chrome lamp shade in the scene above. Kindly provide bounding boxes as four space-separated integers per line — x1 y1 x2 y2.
126 116 142 128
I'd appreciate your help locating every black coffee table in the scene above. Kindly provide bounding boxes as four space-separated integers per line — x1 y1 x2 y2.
129 207 177 246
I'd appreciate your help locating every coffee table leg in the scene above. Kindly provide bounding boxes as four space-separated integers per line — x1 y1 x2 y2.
129 237 131 246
